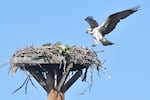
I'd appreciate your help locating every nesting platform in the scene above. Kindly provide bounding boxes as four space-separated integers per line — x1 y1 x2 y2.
9 42 110 94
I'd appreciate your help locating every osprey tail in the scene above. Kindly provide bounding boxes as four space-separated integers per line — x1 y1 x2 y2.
101 38 114 46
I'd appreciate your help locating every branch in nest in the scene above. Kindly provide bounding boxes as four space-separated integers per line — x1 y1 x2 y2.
57 63 73 93
82 68 88 82
12 75 29 94
77 81 93 95
12 74 37 95
25 75 37 94
0 62 10 69
61 70 82 93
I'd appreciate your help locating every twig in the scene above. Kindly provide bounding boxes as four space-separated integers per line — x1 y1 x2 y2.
61 70 82 93
24 74 37 94
12 75 29 95
57 63 73 92
82 68 88 81
29 76 37 89
27 68 48 93
0 62 10 69
95 50 104 53
25 78 29 94
77 82 93 95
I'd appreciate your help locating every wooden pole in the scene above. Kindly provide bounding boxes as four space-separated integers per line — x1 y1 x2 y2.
47 63 82 100
46 66 64 100
48 89 64 100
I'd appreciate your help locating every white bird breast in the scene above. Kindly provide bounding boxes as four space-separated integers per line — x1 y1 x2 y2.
92 28 103 40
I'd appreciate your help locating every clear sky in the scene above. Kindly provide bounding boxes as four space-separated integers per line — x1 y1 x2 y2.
0 0 149 100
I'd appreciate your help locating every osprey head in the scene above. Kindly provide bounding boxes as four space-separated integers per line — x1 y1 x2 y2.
86 28 93 34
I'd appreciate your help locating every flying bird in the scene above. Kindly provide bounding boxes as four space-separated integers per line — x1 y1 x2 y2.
85 5 140 46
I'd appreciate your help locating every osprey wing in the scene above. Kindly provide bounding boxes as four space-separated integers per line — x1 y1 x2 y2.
101 5 140 36
85 16 99 29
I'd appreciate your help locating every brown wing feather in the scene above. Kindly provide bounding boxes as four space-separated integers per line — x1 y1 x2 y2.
85 16 99 29
101 5 140 36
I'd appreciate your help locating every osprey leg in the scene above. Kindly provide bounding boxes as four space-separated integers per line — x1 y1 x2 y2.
92 38 100 47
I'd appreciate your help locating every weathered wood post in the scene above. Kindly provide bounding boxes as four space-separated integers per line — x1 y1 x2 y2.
48 89 64 100
46 65 64 100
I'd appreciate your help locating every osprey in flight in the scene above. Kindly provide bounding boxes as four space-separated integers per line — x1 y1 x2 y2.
85 6 140 46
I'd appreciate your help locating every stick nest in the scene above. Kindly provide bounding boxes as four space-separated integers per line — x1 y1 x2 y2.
9 42 111 78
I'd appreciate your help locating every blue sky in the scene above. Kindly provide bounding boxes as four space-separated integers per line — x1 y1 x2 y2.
0 0 149 100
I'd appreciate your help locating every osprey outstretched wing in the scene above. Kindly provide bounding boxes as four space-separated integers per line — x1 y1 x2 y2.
85 16 99 29
100 5 140 36
85 5 140 46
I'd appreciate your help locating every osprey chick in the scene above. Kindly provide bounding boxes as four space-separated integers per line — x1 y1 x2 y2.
85 5 140 46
